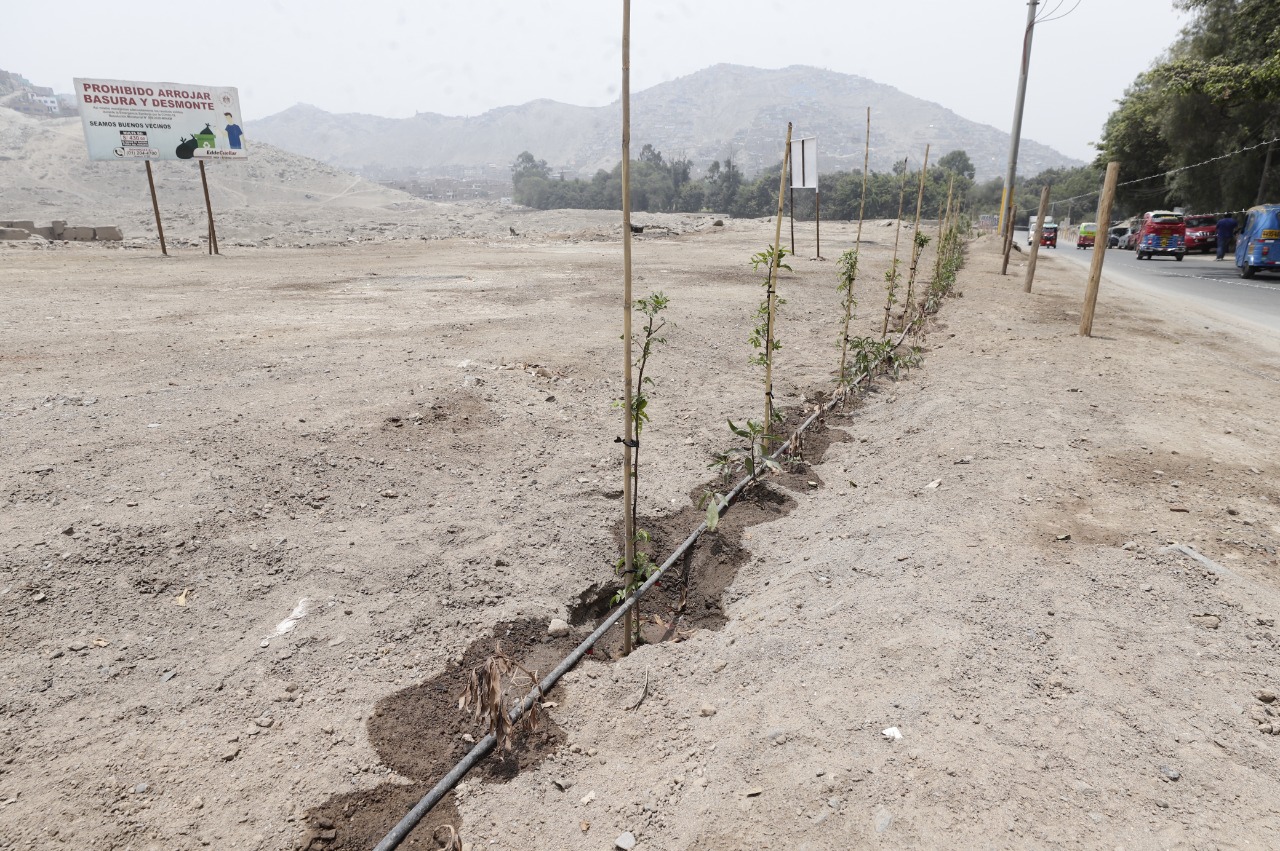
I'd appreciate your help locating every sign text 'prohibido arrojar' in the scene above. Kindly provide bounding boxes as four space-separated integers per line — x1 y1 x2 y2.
74 77 248 162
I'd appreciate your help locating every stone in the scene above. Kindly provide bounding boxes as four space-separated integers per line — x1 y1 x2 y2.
380 490 398 498
615 831 637 850
1256 691 1277 704
191 795 204 810
1189 614 1220 630
700 703 717 717
548 618 570 638
221 745 240 761
69 640 88 652
1159 765 1181 782
875 808 894 834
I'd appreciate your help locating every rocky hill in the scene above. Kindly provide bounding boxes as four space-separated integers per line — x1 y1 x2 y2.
251 64 1080 182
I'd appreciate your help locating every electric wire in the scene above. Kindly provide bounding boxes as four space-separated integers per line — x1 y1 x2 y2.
1041 134 1280 208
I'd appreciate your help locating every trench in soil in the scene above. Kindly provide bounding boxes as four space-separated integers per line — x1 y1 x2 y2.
301 412 849 850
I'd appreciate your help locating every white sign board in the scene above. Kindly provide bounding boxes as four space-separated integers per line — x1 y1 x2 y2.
790 137 817 189
74 78 248 162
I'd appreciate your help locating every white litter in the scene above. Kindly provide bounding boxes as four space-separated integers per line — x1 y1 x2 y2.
882 727 903 741
274 598 314 635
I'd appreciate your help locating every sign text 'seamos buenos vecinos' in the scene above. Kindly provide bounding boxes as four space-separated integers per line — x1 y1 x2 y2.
74 77 248 162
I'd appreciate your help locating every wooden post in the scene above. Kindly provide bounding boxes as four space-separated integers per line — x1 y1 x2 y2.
198 160 220 256
1001 201 1016 275
764 123 793 449
145 161 167 256
620 0 636 656
789 185 795 256
903 144 930 322
1023 185 1050 293
1080 161 1120 337
815 189 822 260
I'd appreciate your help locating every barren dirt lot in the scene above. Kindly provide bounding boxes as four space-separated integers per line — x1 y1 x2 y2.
3 221 1280 851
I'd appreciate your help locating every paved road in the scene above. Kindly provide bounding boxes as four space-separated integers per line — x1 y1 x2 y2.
1016 228 1280 334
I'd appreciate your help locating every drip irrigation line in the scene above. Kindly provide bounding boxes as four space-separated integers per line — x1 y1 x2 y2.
373 318 923 851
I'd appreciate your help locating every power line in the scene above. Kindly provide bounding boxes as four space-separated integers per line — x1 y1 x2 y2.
1047 135 1280 207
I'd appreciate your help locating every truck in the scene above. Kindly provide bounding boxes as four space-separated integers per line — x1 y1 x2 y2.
1027 215 1056 244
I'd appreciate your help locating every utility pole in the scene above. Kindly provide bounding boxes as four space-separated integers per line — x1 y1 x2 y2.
998 0 1040 238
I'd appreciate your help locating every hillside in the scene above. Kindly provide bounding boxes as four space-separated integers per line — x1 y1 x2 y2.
251 64 1080 182
0 107 718 245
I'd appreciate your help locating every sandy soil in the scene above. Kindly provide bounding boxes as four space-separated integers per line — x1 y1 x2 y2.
2 216 1279 851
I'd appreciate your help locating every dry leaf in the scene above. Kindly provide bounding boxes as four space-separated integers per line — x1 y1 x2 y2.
93 638 109 647
174 588 191 607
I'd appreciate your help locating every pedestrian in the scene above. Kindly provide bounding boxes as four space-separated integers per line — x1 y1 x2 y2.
1215 213 1237 260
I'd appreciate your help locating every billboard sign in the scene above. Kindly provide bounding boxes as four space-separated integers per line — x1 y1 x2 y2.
790 137 817 189
73 78 248 162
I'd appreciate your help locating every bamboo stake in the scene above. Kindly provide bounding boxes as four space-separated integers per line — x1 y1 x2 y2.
838 108 871 386
145 161 167 256
764 123 793 449
903 144 931 323
1080 161 1120 337
620 0 636 656
882 158 909 337
1024 184 1050 293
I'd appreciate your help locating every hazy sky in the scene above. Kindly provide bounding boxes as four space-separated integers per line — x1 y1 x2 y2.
4 1 1189 162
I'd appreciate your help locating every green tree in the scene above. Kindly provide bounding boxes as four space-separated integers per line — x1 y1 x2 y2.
937 150 976 180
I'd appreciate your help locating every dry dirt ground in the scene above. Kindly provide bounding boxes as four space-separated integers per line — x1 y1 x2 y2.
2 217 1279 851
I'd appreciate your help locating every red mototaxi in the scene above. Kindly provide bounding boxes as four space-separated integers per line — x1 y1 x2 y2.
1039 224 1058 248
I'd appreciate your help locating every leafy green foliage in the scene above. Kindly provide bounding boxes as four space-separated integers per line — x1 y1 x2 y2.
748 246 790 368
836 247 861 387
510 151 975 218
709 419 782 486
1098 0 1280 210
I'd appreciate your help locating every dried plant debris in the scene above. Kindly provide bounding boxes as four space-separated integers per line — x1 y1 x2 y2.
458 643 542 752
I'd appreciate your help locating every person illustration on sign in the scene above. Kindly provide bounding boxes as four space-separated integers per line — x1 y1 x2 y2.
223 112 245 150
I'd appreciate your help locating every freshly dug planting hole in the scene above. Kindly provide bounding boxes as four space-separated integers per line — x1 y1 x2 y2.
301 785 461 851
366 618 573 783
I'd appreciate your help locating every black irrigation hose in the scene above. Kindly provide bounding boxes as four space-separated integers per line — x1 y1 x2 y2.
373 326 919 851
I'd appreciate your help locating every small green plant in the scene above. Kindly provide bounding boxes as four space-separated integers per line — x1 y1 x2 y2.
613 292 670 650
701 491 728 531
709 419 783 487
881 258 901 337
902 230 932 324
836 247 861 389
748 246 790 369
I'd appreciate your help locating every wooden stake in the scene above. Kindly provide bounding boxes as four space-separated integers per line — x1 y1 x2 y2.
199 160 220 256
815 189 822 260
903 144 930 322
932 174 956 287
1080 161 1120 337
764 123 793 449
838 108 871 385
789 185 795 256
1023 184 1050 293
145 161 167 256
620 0 636 656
